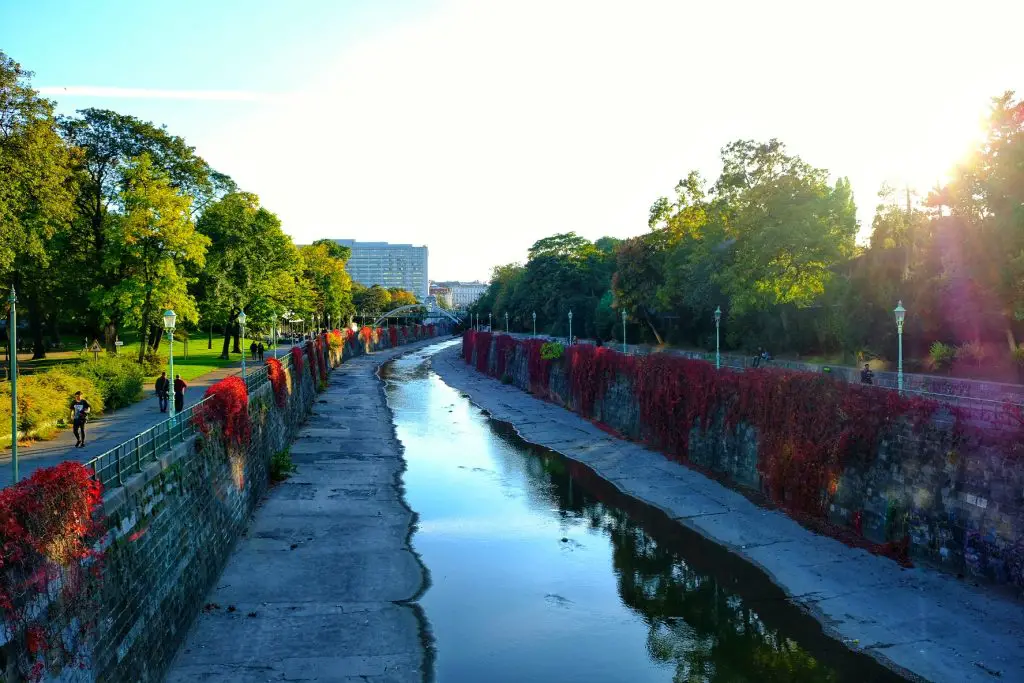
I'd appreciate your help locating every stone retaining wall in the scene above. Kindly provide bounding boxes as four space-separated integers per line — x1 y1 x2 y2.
492 335 1024 591
3 326 445 682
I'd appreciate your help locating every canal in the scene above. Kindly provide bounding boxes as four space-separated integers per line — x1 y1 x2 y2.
382 343 908 683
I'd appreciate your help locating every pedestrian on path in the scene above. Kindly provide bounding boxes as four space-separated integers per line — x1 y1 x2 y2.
249 341 258 362
70 391 91 448
155 371 169 413
861 363 874 385
174 375 187 413
257 342 265 361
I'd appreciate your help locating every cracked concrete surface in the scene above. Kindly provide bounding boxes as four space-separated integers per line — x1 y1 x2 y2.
433 345 1024 683
166 342 433 683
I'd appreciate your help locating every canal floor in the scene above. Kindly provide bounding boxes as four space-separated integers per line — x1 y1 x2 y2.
383 344 906 683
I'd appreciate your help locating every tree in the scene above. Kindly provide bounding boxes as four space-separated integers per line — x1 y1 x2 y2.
196 192 301 357
60 107 232 350
353 285 391 318
311 238 350 261
299 243 354 329
91 154 207 362
612 235 666 344
943 92 1024 350
0 51 78 358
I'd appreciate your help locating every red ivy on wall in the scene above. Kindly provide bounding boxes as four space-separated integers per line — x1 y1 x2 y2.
0 462 103 680
463 332 943 519
290 345 304 374
389 327 399 347
265 358 288 408
494 334 518 378
194 375 251 448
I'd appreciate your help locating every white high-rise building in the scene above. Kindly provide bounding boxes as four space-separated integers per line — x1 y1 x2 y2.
334 240 428 301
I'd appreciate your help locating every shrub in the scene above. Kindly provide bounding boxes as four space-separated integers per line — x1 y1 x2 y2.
955 340 987 367
266 358 288 408
0 369 104 442
1012 344 1024 368
269 448 296 483
140 352 164 376
290 345 304 374
327 329 344 353
193 376 251 448
540 342 564 360
501 374 513 385
75 355 145 409
927 342 956 373
0 462 104 680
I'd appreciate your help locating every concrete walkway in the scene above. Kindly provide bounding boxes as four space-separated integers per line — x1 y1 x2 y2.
166 343 429 683
0 361 246 487
431 345 1024 683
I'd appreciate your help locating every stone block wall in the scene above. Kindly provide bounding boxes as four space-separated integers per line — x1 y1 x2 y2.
2 326 446 682
488 335 1024 591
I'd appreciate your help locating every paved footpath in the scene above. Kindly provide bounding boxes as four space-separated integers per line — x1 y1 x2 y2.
432 345 1024 683
166 342 430 683
0 361 245 487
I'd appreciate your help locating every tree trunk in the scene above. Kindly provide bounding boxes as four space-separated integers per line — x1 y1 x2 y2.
208 323 213 350
232 321 241 354
104 323 118 353
137 322 148 363
24 287 46 360
48 312 60 346
220 320 232 359
151 327 162 353
643 312 664 346
1006 326 1018 353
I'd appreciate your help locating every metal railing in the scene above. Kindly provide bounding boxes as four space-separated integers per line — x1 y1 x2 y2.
87 352 295 490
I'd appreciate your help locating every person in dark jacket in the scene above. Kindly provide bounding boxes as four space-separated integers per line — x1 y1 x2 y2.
70 391 91 447
173 375 187 413
257 342 265 361
861 363 874 385
249 340 258 362
155 371 169 412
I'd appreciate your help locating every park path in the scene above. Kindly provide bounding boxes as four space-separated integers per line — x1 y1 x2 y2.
0 361 250 488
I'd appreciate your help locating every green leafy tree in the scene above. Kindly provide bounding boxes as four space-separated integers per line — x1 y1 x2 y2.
0 51 78 358
353 284 391 318
299 242 354 329
92 154 208 363
196 192 301 357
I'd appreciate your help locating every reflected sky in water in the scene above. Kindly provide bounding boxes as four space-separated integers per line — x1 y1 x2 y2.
384 345 906 683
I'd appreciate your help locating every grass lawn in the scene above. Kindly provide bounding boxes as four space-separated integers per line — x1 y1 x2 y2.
11 333 275 382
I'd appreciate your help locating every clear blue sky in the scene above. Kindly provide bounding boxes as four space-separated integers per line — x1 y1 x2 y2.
2 1 1021 282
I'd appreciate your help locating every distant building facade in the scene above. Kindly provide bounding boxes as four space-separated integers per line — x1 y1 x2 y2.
334 240 428 301
435 280 488 310
429 283 453 308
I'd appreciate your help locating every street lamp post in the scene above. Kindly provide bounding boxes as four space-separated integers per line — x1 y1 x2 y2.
894 300 906 395
238 309 247 382
622 309 627 354
505 312 508 334
568 310 573 345
163 309 177 420
714 306 722 370
532 311 536 337
9 287 18 482
488 312 491 331
271 313 278 358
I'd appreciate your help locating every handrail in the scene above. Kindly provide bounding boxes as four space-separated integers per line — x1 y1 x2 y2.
86 352 293 489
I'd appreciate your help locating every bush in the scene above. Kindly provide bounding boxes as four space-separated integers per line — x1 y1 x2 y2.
140 352 164 376
269 448 296 483
0 369 104 442
540 342 564 360
927 342 956 373
1012 344 1024 368
75 355 145 410
501 374 513 384
955 341 987 367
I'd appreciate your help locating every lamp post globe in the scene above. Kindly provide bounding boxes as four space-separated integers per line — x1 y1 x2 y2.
894 301 906 394
163 309 177 419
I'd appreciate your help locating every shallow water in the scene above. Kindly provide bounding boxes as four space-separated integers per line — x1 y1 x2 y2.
383 344 906 683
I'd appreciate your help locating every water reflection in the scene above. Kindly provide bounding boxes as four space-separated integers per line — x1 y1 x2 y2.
384 347 906 683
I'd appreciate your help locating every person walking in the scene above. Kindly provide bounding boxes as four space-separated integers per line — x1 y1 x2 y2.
155 371 169 413
249 340 258 362
861 363 874 385
173 374 187 413
257 342 265 361
70 391 91 448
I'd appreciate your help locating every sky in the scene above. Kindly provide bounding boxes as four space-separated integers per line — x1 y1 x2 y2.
3 0 1023 282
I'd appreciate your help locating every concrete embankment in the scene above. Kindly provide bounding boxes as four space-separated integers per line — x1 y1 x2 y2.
166 343 431 683
431 344 1024 683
